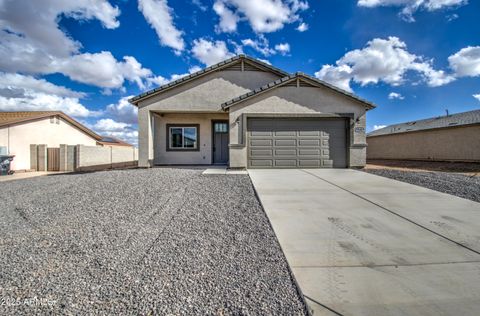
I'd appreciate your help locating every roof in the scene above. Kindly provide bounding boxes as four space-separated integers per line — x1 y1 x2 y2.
221 72 376 110
368 109 480 137
0 111 102 140
129 54 290 105
0 111 133 146
97 136 133 147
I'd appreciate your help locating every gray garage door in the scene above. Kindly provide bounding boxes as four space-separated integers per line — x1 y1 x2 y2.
247 118 348 168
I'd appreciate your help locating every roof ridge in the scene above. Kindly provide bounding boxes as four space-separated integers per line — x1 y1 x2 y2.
221 73 376 110
129 54 290 105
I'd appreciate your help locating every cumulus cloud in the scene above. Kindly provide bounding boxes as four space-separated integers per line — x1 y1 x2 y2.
473 94 480 102
388 92 404 100
0 73 95 117
241 37 276 56
296 22 309 32
373 124 387 130
191 38 235 66
213 0 309 33
0 0 155 90
357 0 468 22
138 0 185 53
55 52 153 89
90 118 138 146
105 96 138 125
275 43 291 55
146 66 202 87
315 37 455 92
448 46 480 77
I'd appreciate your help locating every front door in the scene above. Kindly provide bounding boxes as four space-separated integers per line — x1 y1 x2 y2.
212 121 229 164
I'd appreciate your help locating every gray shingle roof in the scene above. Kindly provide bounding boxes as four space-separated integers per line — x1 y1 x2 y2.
368 109 480 137
221 72 376 110
128 55 289 104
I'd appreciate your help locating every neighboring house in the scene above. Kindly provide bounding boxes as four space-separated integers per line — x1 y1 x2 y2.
130 55 375 169
0 111 132 171
367 109 480 162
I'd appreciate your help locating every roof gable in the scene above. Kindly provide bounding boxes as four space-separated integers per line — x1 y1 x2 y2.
221 72 376 110
129 55 289 105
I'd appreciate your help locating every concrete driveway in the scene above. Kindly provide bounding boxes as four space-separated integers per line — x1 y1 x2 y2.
249 169 480 316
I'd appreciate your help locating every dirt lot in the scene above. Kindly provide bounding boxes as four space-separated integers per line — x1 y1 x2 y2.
365 160 480 202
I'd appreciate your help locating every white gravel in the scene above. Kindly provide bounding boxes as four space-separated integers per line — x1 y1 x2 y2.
364 169 480 202
0 168 307 315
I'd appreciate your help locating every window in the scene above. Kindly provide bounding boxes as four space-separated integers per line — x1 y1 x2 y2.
168 125 199 150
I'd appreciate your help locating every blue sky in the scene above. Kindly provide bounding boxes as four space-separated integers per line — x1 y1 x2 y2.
0 0 479 144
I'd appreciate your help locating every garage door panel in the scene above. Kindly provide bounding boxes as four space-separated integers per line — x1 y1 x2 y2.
275 149 297 156
275 139 296 146
298 130 321 136
251 159 273 167
250 139 273 146
248 118 347 169
275 131 296 136
275 160 297 167
298 139 320 146
250 149 273 157
299 160 321 167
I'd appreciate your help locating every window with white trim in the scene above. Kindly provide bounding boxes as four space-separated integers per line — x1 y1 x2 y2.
168 126 198 150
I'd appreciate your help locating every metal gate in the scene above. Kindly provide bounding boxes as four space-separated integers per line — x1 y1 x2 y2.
47 147 60 171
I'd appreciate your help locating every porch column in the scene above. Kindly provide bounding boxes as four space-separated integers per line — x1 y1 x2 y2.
138 108 154 167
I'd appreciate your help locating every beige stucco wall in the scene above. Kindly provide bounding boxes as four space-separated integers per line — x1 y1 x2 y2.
367 125 480 162
228 85 368 168
137 69 282 167
152 113 228 165
0 117 97 170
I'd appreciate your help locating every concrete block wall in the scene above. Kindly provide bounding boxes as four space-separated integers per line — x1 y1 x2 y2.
36 144 47 171
30 144 37 170
75 145 138 171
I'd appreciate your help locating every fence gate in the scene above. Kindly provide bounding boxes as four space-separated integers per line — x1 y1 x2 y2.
47 147 60 171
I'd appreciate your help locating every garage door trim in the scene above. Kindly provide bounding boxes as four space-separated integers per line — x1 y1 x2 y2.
247 117 349 169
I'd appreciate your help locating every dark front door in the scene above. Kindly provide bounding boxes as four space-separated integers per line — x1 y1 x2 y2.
212 121 229 164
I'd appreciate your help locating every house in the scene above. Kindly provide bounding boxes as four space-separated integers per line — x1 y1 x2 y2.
367 109 480 162
129 55 375 169
0 111 132 171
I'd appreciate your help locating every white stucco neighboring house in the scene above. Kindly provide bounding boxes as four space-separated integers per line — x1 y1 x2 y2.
130 55 376 169
0 111 132 171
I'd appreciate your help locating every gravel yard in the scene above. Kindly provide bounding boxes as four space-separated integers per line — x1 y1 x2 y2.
0 168 307 315
364 168 480 203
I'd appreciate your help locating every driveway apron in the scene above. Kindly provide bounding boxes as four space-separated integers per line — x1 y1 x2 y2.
248 169 480 316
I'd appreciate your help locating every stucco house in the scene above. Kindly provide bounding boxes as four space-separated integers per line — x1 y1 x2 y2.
0 111 132 171
367 109 480 162
130 55 375 169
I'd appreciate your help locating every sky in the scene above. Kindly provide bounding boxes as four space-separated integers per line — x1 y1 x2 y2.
0 0 479 145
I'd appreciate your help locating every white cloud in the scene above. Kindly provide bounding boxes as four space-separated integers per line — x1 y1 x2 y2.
93 118 130 132
388 92 404 100
315 37 455 92
448 46 480 77
473 94 480 102
241 37 276 56
296 22 309 32
138 0 185 53
275 43 291 55
91 118 138 146
57 53 153 89
191 38 235 66
105 96 138 125
373 124 387 130
192 0 208 11
0 72 95 117
0 0 156 90
213 0 309 33
146 66 202 87
213 1 240 32
357 0 468 22
0 73 84 98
